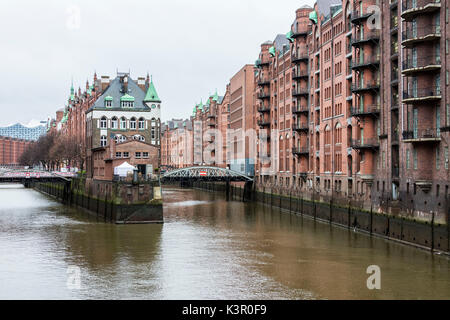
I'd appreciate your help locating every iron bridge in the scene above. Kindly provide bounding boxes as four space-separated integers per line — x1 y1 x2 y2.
161 166 253 182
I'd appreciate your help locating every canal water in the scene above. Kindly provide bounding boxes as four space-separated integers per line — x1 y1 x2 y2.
0 184 449 300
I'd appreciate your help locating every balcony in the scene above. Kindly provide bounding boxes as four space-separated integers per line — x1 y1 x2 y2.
292 122 309 133
257 92 271 100
257 120 271 128
292 53 309 64
292 87 309 97
207 114 216 119
350 10 374 24
351 138 380 150
207 120 216 127
350 105 380 118
402 25 441 47
255 57 270 68
351 56 380 70
292 105 309 114
291 25 312 38
257 105 271 113
351 80 380 93
402 56 441 76
403 87 441 104
292 69 309 80
402 0 441 21
402 128 441 143
351 31 380 47
292 147 310 156
257 78 271 86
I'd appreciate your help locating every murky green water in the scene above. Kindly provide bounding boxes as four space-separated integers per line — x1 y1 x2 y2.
0 184 449 299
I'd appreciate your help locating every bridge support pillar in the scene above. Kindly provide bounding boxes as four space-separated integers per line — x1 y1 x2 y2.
225 181 230 201
243 181 253 202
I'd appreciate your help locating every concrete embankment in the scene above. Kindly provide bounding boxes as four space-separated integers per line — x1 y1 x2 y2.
34 179 163 224
189 181 449 255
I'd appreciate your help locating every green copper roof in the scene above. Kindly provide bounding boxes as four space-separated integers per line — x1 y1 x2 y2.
120 94 135 102
269 46 276 57
144 79 161 103
309 11 318 24
212 90 219 102
104 96 113 101
198 100 204 111
286 31 294 43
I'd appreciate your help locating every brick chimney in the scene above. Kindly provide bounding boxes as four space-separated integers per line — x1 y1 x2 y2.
137 77 146 91
101 76 110 92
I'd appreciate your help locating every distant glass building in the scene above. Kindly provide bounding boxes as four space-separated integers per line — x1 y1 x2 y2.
0 123 46 141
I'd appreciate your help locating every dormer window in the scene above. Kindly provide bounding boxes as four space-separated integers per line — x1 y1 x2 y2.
120 94 135 108
104 96 113 108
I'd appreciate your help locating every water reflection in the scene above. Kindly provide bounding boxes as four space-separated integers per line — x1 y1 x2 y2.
0 184 448 299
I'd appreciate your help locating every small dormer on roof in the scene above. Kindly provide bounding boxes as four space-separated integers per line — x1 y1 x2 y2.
269 46 276 57
212 90 219 102
120 94 135 102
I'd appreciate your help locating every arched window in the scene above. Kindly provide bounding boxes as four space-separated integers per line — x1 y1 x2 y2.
114 135 120 143
130 117 137 130
100 116 107 129
119 135 127 143
335 123 342 144
111 117 118 129
138 117 145 129
100 135 107 147
139 136 145 142
325 125 331 145
120 117 126 129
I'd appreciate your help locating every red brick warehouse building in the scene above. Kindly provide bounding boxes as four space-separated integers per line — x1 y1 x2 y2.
0 136 33 167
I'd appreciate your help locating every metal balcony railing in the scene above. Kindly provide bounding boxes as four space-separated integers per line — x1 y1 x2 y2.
292 69 309 79
351 8 375 24
292 87 309 96
257 120 271 127
352 56 380 69
257 78 271 86
292 105 309 114
351 80 381 92
257 92 271 99
350 138 380 149
292 52 309 63
403 87 441 100
402 0 441 20
255 57 270 68
350 105 381 117
402 55 441 72
292 123 309 132
402 25 441 44
257 105 271 113
292 147 310 155
351 31 380 46
402 128 440 141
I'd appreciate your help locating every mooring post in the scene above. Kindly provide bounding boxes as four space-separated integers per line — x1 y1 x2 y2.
431 211 435 253
226 181 230 201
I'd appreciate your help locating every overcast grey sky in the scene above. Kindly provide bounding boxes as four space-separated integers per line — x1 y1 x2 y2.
0 0 315 126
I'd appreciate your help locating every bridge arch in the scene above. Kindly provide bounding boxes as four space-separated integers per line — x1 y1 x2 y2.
161 166 253 182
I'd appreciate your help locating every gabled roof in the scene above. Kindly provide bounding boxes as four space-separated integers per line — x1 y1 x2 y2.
89 76 150 112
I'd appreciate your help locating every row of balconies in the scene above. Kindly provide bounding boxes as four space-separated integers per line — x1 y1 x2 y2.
351 55 380 70
402 55 441 75
292 53 309 64
403 87 441 103
350 105 380 118
257 105 271 113
402 25 441 47
351 31 380 47
350 138 380 150
402 0 441 21
292 105 309 114
402 128 441 143
351 80 381 93
292 69 309 80
292 86 310 97
292 147 310 156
